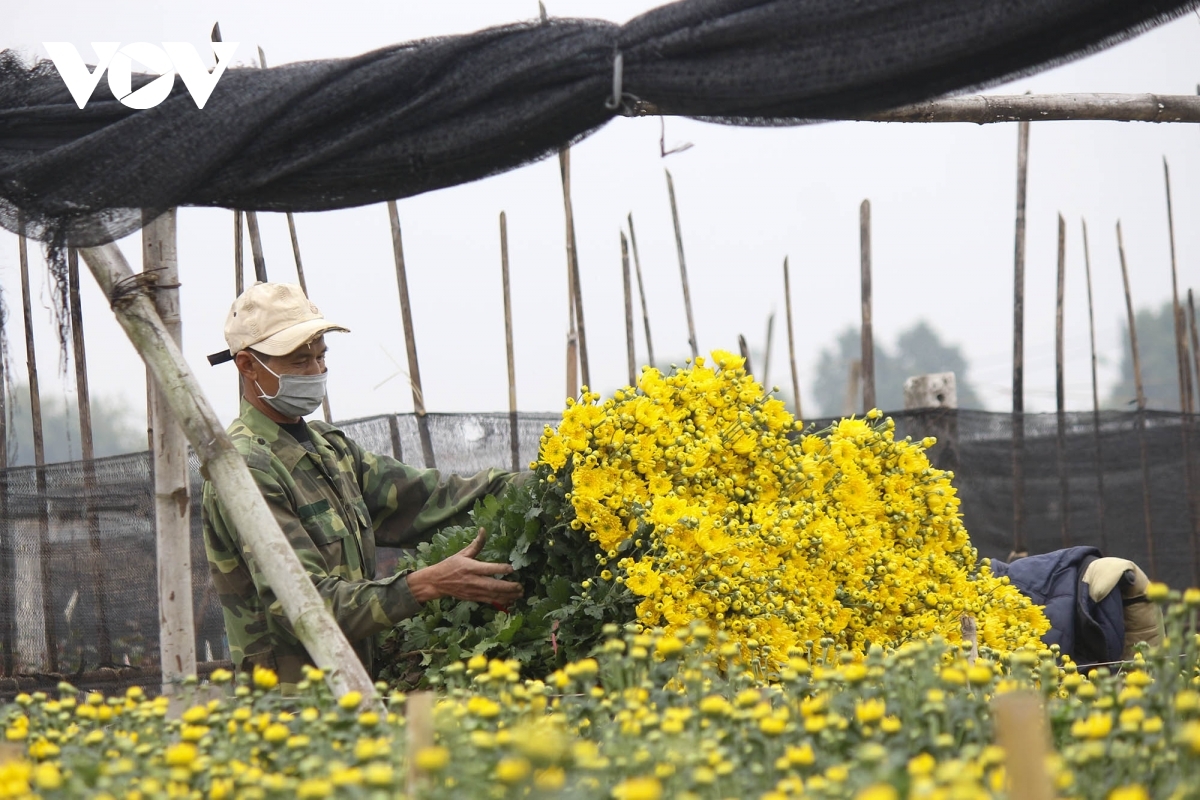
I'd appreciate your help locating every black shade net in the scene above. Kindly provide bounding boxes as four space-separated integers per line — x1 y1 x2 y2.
0 408 1195 692
0 0 1196 247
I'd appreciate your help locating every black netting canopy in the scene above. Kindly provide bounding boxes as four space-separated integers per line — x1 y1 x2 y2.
1 0 1197 247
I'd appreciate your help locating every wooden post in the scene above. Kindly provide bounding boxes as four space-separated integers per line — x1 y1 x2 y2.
1164 159 1192 414
843 360 862 417
738 334 753 376
558 149 590 388
1081 220 1107 553
1117 221 1157 579
244 212 268 284
1190 290 1200 415
860 200 875 413
386 201 435 469
993 692 1054 800
1054 214 1070 548
234 210 245 405
621 231 636 387
286 213 333 424
18 230 56 673
79 242 380 704
1011 121 1030 558
762 312 775 390
0 281 12 675
405 692 435 797
387 414 404 462
665 170 699 360
68 248 112 665
626 214 655 368
1163 160 1199 583
499 212 520 473
783 258 802 418
143 210 196 691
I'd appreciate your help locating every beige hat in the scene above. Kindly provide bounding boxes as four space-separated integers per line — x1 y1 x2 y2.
209 282 349 365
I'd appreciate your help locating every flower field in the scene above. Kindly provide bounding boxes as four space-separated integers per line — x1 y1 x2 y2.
0 350 1194 798
1 601 1199 799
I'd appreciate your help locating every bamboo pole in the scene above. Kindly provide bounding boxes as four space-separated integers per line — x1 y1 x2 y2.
993 692 1054 800
860 200 875 413
1011 121 1030 558
1165 159 1192 414
68 248 112 665
626 214 655 368
738 334 753 376
783 258 802 418
558 149 590 388
1190 290 1200 416
387 414 404 462
1081 220 1107 553
1117 221 1157 579
665 170 699 360
762 312 775 390
499 212 520 473
18 230 56 673
1163 160 1199 583
0 282 10 675
1054 214 1070 548
630 93 1200 124
386 201 435 469
78 242 379 703
843 360 862 417
405 692 435 796
621 231 636 387
234 210 244 405
286 213 333 424
245 211 268 284
142 210 196 691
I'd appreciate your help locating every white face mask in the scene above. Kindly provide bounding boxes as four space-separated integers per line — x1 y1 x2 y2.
252 354 327 418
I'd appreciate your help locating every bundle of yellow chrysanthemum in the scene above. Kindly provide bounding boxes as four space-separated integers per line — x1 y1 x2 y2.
537 350 1049 665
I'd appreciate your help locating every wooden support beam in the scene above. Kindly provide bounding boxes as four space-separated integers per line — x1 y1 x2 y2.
1054 213 1070 548
783 257 802 419
1164 160 1200 584
629 93 1200 124
0 274 12 674
499 212 520 473
68 247 111 665
78 241 379 704
1011 121 1030 558
386 201 435 469
1081 220 1107 553
142 210 196 692
665 170 699 360
626 214 655 368
860 199 874 413
244 211 268 284
558 149 590 389
621 231 636 387
762 312 775 390
18 229 56 673
1117 221 1157 579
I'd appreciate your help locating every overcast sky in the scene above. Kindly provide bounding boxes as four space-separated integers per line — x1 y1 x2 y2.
4 2 1200 456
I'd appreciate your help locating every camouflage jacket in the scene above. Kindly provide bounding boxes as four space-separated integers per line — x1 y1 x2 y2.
202 400 514 686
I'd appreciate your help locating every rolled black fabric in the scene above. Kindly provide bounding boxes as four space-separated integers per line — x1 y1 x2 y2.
1 0 1195 246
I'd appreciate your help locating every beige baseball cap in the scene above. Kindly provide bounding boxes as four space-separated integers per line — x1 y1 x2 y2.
208 282 349 365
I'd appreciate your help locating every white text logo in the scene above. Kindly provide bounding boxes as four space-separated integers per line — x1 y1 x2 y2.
42 41 239 110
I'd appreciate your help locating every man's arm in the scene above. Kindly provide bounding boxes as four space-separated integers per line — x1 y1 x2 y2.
349 440 522 549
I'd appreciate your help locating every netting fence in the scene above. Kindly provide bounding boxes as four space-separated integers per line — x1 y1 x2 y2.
0 408 1194 687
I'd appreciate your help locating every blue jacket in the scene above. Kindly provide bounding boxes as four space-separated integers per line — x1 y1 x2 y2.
989 546 1126 668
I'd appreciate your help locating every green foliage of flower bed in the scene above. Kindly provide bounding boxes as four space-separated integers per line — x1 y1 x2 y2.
1 593 1199 799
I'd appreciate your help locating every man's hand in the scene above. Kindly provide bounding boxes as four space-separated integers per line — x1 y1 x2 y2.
406 529 523 606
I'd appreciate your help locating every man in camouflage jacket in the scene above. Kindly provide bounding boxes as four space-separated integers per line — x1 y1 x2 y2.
202 283 522 686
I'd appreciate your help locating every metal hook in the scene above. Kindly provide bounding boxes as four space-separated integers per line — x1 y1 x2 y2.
605 52 624 111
